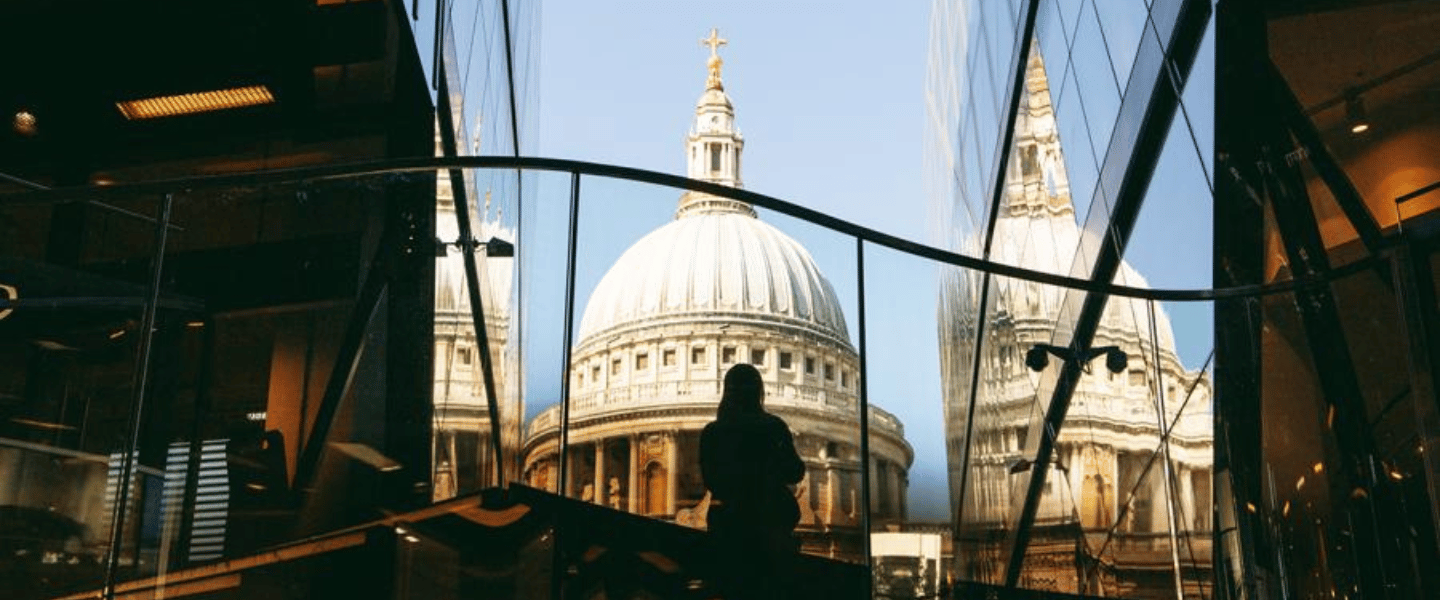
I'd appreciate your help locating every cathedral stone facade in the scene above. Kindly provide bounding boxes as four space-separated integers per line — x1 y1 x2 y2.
521 32 912 560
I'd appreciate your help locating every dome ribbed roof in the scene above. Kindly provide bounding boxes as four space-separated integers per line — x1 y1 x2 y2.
576 206 849 345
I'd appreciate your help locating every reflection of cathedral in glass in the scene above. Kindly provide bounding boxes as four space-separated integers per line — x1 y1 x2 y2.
939 51 1214 596
431 147 520 501
521 32 912 559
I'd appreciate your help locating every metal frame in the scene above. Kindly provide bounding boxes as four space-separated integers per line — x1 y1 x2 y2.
1 155 1371 305
856 238 874 580
102 194 173 600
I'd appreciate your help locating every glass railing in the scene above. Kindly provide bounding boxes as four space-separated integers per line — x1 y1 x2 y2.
3 158 1232 598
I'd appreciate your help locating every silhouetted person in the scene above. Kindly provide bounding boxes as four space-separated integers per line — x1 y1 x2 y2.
701 363 805 598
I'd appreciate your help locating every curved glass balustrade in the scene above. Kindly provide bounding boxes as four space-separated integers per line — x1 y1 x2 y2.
4 160 1230 598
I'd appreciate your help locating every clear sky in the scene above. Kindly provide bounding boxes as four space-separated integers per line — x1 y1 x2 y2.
521 0 1215 523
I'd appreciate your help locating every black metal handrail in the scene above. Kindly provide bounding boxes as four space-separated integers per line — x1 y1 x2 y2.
0 155 1380 303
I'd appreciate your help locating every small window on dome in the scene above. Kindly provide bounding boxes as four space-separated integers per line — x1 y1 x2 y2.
710 144 721 172
578 370 585 386
662 349 676 367
722 346 736 364
457 346 472 366
750 348 765 366
840 370 850 388
779 352 793 370
612 358 622 376
805 356 815 375
593 364 601 380
824 362 835 381
636 352 649 370
691 346 707 366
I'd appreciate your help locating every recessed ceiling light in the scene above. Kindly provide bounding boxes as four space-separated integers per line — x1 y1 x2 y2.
1345 94 1370 135
116 85 275 120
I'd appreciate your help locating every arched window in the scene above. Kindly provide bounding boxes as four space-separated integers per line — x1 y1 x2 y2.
1082 474 1110 529
643 461 668 515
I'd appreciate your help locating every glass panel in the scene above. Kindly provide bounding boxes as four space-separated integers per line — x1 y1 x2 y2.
945 271 1036 586
1093 0 1150 96
1036 0 1073 109
1148 299 1216 598
539 174 672 505
753 206 865 563
1256 288 1348 597
433 167 528 498
1180 16 1215 182
1069 0 1123 167
1056 0 1086 50
0 189 168 597
1052 65 1102 270
518 170 580 495
989 31 1102 284
1128 89 1215 291
1252 266 1438 598
863 243 951 595
540 173 870 564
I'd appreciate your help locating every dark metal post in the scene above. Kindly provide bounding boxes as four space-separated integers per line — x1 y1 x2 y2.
551 172 582 600
1147 301 1187 599
103 193 173 599
557 172 581 498
856 238 874 583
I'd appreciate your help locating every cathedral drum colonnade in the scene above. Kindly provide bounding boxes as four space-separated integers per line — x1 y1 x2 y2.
521 30 912 560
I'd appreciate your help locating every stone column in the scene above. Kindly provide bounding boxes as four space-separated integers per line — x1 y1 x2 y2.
627 434 639 512
1176 466 1194 531
822 463 839 525
567 444 582 498
594 439 606 505
666 432 678 516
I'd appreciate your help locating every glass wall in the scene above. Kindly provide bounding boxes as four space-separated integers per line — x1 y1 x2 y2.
928 0 1217 596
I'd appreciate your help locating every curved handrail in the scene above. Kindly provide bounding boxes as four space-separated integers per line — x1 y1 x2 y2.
0 155 1381 302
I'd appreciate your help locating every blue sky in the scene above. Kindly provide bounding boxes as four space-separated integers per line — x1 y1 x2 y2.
519 0 1215 522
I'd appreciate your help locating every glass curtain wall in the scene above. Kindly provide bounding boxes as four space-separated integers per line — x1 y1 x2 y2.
430 0 539 495
928 0 1217 596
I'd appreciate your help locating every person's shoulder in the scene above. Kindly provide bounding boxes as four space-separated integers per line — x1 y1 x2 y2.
760 413 792 432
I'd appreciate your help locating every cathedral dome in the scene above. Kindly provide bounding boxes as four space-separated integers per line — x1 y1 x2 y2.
576 203 850 347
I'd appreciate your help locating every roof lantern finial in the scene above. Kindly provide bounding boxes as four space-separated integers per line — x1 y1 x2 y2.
701 28 727 90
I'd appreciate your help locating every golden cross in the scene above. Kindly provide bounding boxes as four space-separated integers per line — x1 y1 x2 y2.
700 28 727 59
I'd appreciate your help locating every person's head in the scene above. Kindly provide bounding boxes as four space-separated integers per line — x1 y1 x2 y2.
718 363 764 419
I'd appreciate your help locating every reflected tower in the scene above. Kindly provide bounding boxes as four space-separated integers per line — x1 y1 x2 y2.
937 49 1214 596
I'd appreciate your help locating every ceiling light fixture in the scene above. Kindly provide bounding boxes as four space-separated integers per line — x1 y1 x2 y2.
1345 93 1370 135
116 85 275 120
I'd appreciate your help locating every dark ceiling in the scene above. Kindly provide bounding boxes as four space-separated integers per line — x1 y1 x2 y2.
0 0 431 189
